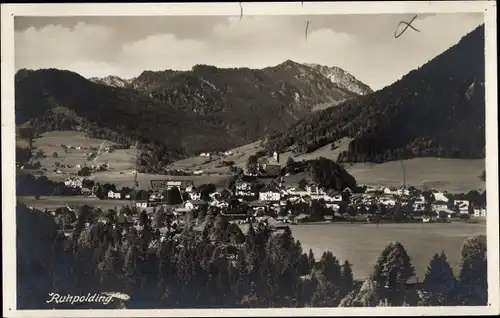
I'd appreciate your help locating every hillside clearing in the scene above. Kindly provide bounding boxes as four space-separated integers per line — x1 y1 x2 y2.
21 131 137 173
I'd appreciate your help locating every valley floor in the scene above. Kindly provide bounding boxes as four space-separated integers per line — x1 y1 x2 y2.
19 131 485 193
240 221 486 281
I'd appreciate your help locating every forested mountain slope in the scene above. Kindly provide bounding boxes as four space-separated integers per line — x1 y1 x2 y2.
265 25 485 163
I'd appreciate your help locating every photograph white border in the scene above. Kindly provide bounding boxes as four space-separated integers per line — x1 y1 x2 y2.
2 2 498 317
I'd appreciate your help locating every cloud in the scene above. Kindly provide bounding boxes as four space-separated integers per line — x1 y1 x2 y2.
15 22 118 76
120 34 207 75
14 13 484 89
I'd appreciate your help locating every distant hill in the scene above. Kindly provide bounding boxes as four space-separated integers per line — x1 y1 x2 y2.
15 68 236 171
304 63 373 96
265 25 486 163
16 61 371 172
89 60 370 141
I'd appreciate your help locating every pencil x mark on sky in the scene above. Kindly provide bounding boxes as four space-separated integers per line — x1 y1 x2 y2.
15 13 482 91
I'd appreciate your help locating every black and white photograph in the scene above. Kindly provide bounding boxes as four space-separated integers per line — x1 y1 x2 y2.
2 2 498 316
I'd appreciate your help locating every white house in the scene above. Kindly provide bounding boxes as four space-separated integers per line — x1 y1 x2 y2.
236 182 252 191
190 192 201 200
414 195 426 204
380 198 397 206
64 177 83 188
288 196 307 204
193 170 203 176
107 190 121 199
236 190 255 197
432 191 449 203
259 191 281 202
135 201 148 209
396 188 410 196
185 201 196 211
432 200 449 212
474 208 486 217
365 186 380 193
383 187 399 195
325 203 340 211
454 200 470 214
306 184 325 196
149 192 164 201
286 187 309 197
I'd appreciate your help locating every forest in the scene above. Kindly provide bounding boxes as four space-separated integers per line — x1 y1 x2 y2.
265 25 485 164
17 203 488 309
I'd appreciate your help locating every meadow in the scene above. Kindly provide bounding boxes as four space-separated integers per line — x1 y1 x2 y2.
20 131 485 193
284 158 485 194
241 221 487 281
28 131 137 173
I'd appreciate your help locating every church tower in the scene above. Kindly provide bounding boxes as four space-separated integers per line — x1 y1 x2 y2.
272 151 279 163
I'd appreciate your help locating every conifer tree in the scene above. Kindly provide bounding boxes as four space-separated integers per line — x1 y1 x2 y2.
308 248 316 271
422 250 456 305
340 260 354 297
456 235 487 305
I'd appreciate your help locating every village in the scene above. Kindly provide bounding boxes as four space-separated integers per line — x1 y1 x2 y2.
56 169 487 238
23 142 486 240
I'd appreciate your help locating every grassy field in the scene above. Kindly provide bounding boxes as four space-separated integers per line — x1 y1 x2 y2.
26 131 137 173
279 137 353 164
168 140 263 173
241 221 486 281
20 131 485 193
284 158 485 194
19 131 234 190
346 158 485 193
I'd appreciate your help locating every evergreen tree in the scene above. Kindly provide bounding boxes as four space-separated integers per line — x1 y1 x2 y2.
167 186 183 205
372 242 415 289
422 251 456 305
456 235 487 305
246 155 258 175
152 207 165 229
97 245 121 288
340 278 381 307
340 260 354 297
370 242 415 305
308 248 316 271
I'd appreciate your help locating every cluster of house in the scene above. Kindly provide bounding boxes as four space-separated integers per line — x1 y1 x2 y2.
62 165 487 226
61 144 114 153
355 186 487 219
64 176 84 188
199 150 233 158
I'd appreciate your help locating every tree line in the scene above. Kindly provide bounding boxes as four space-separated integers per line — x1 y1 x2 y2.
16 202 488 309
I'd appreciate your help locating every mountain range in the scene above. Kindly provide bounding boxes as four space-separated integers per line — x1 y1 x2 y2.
265 25 486 163
15 61 370 172
15 25 485 173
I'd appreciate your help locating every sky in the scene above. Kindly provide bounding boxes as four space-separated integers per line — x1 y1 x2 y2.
15 13 484 91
